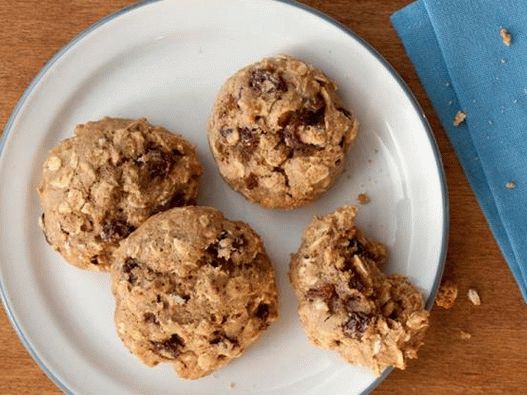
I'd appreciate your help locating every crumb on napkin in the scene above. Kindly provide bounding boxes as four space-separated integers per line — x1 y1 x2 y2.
357 193 370 204
453 111 467 127
506 181 516 189
467 288 481 306
460 330 472 340
500 27 512 46
229 382 236 389
436 280 458 309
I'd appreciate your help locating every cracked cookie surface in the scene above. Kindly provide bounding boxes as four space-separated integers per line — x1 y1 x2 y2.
208 55 359 209
289 206 429 375
38 118 202 271
111 206 279 379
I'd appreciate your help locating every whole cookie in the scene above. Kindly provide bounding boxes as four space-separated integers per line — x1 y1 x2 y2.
111 206 279 379
38 118 202 271
289 206 429 374
208 55 359 209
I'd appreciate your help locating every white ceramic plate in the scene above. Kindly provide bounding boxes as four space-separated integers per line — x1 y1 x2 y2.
0 1 447 394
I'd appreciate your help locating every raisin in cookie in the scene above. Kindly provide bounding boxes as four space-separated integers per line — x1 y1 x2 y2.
111 206 279 379
208 55 359 209
38 118 202 271
289 206 429 375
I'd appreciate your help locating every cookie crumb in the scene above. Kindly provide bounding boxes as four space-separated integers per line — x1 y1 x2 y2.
467 288 481 306
229 382 236 389
500 27 512 46
435 280 458 309
460 330 472 340
357 193 370 205
453 111 466 127
506 181 516 189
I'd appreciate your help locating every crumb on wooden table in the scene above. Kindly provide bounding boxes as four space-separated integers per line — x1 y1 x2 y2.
467 288 481 306
506 181 516 189
435 280 458 309
460 330 472 340
357 193 370 205
453 111 467 127
500 27 512 46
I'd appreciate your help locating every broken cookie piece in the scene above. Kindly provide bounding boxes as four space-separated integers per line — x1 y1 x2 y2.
289 205 429 375
38 118 203 271
111 206 278 379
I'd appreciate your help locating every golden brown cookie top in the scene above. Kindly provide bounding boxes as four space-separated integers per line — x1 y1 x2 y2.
111 206 279 379
209 55 358 209
38 117 202 271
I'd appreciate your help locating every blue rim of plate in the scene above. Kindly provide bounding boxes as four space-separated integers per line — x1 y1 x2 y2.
0 0 449 394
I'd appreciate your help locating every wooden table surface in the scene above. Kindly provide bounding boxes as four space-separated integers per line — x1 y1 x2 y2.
1 1 526 394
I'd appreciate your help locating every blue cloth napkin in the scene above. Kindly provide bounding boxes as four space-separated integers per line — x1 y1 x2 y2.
392 0 527 301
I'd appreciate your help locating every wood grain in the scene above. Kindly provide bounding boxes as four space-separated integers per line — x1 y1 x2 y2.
1 1 526 394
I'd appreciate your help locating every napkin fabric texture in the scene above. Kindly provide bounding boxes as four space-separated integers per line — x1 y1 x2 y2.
392 0 527 301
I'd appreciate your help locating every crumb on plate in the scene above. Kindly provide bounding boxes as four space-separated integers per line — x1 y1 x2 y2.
467 288 481 306
357 193 370 205
453 111 467 127
500 27 512 46
435 280 458 309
